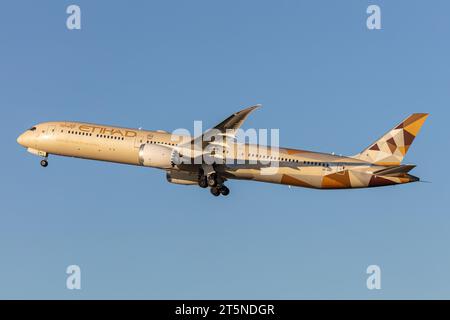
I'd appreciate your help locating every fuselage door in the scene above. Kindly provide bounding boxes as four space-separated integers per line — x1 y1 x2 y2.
331 162 345 174
47 125 56 136
134 135 144 148
336 163 345 174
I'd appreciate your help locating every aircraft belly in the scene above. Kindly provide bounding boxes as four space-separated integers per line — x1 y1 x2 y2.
209 161 417 189
225 166 324 188
38 137 140 165
225 165 407 189
277 167 324 188
320 168 409 189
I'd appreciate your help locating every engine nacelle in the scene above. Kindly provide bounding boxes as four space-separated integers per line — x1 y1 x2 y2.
166 170 198 185
138 143 174 169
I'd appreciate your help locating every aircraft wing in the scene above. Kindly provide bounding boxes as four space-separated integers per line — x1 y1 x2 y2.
183 104 261 148
176 104 261 164
213 104 261 133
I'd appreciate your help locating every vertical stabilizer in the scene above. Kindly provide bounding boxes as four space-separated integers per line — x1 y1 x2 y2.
353 113 429 165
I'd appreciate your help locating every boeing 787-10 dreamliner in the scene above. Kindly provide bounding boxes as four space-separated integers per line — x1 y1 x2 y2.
17 106 428 197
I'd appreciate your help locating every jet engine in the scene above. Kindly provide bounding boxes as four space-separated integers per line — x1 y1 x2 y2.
166 170 198 185
138 143 175 169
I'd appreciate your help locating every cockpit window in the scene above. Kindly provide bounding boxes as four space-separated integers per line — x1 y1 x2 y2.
29 127 36 131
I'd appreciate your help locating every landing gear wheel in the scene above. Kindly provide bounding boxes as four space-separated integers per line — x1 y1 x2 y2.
198 176 208 188
210 187 220 197
207 173 218 187
219 185 230 196
40 159 48 167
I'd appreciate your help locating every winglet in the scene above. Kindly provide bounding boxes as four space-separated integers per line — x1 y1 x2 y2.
214 104 261 131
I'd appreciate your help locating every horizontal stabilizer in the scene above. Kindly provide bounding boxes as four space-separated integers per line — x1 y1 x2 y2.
373 164 416 176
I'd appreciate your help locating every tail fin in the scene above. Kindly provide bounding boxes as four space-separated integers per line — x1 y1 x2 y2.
353 113 429 165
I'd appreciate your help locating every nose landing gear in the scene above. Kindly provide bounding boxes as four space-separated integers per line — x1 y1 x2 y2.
40 159 48 167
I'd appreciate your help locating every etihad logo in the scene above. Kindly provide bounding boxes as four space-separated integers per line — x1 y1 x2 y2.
78 125 137 137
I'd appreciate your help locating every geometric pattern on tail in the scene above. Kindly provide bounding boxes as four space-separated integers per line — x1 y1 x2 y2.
354 113 429 165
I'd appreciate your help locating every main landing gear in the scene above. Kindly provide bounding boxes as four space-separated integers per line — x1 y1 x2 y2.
198 175 208 188
207 173 218 187
198 170 230 197
40 159 48 167
210 185 230 197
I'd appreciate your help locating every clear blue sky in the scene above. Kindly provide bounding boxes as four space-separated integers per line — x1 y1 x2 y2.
0 0 449 299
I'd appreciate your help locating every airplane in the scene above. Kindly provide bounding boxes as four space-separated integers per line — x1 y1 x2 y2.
17 106 428 197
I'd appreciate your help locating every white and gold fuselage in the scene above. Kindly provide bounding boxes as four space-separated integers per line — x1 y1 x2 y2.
17 119 423 191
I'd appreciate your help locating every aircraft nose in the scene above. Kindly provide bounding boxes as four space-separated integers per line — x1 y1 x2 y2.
17 132 26 146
